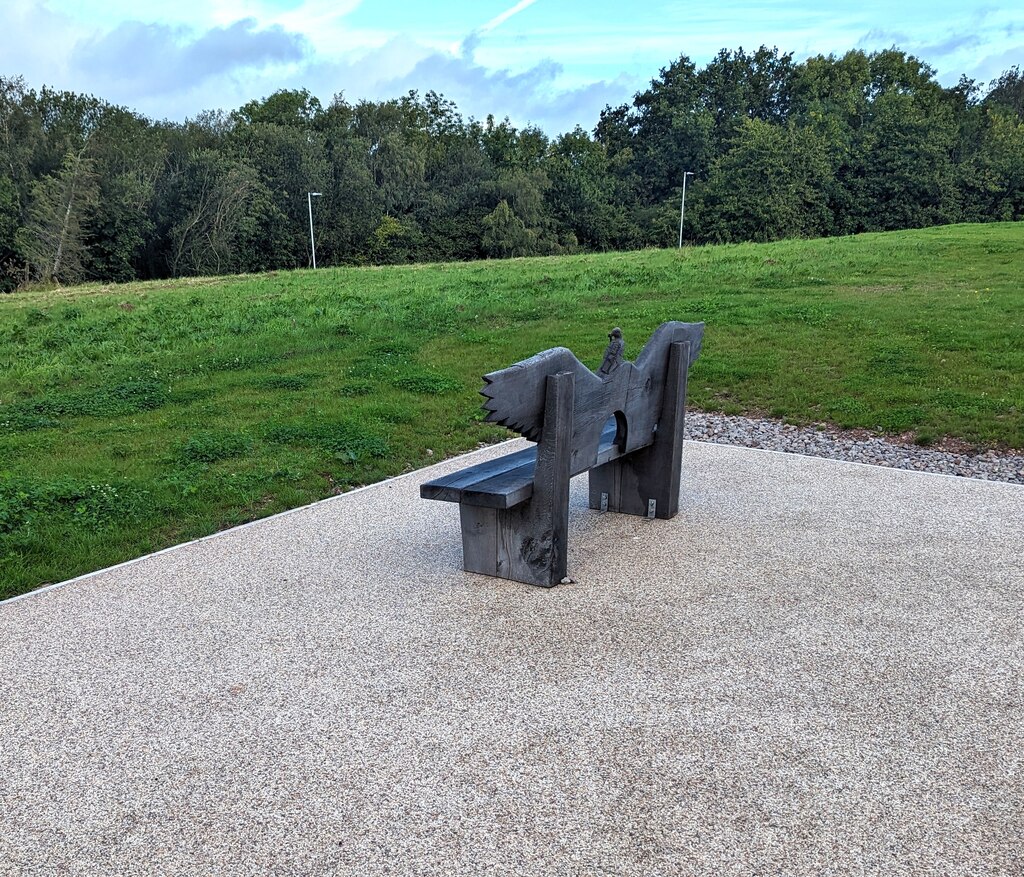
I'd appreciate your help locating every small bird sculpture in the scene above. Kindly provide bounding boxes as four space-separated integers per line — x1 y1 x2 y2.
598 327 625 377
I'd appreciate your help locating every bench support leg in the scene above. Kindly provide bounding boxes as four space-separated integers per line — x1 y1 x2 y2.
460 371 575 587
588 340 689 520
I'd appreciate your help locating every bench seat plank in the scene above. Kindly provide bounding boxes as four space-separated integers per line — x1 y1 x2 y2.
420 421 622 510
420 446 537 508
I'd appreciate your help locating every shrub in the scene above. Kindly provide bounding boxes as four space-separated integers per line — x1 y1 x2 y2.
391 369 460 395
178 430 253 464
264 416 389 460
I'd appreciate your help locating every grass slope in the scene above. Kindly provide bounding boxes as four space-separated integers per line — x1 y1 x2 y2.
1 223 1022 598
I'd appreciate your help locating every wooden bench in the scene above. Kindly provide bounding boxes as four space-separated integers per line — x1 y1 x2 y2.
421 321 705 587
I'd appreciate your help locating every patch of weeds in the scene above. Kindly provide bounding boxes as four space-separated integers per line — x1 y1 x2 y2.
391 368 461 395
252 374 313 391
365 401 417 424
168 386 215 405
0 473 150 534
269 464 305 482
158 467 202 498
368 340 415 357
178 430 253 464
868 346 926 379
13 377 168 420
186 351 283 375
877 406 924 433
398 300 463 334
778 304 834 326
92 378 168 415
24 308 50 326
830 396 870 423
347 358 386 380
337 380 376 397
0 480 33 535
264 416 389 460
0 411 61 434
208 469 271 501
932 389 1000 416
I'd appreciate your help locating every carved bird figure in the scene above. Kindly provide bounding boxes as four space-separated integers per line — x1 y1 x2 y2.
598 327 625 376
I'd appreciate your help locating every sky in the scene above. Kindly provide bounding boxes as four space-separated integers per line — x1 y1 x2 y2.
3 1 1022 133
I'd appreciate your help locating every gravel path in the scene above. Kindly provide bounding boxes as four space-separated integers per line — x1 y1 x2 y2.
686 411 1024 485
2 442 1021 876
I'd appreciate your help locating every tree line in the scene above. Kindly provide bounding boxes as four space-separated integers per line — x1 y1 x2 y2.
1 46 1022 290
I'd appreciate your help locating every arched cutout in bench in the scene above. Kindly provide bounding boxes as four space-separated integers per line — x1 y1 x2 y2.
600 410 628 453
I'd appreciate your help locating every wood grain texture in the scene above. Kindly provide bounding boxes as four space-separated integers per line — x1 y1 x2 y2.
420 420 622 508
588 340 690 518
420 322 704 587
453 372 574 586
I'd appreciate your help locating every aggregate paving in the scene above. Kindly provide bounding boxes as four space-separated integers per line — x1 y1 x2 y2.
1 441 1022 877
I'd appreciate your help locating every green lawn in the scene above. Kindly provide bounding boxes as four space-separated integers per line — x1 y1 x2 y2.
2 223 1022 598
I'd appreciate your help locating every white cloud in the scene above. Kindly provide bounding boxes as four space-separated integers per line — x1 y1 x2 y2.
4 0 1020 134
968 44 1024 85
71 19 308 98
300 34 637 132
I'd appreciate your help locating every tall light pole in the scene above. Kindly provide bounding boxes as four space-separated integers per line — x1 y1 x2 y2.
307 191 322 269
678 171 694 248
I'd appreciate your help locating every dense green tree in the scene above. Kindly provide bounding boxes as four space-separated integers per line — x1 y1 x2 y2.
366 213 423 263
620 55 713 203
16 146 99 284
0 174 23 289
699 119 831 242
314 98 380 265
416 98 493 260
980 111 1024 220
985 67 1024 116
698 45 797 132
1 45 1023 287
481 200 534 258
165 149 270 277
233 89 323 128
83 107 167 281
546 127 622 249
851 51 958 231
230 121 329 269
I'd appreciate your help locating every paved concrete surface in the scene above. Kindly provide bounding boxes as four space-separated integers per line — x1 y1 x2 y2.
1 441 1022 877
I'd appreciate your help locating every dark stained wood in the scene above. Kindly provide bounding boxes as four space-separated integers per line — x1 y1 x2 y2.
420 322 704 587
589 340 689 519
420 446 538 507
420 419 621 509
453 371 574 586
459 505 498 577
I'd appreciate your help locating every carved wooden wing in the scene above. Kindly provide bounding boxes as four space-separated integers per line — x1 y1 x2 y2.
633 321 705 373
480 346 604 442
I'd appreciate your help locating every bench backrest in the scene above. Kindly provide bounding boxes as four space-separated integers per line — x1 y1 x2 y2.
480 321 704 478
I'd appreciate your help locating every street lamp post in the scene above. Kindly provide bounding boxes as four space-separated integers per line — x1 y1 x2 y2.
678 171 694 248
307 191 322 268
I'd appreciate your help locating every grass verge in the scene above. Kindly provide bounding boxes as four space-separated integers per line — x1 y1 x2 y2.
1 222 1022 597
